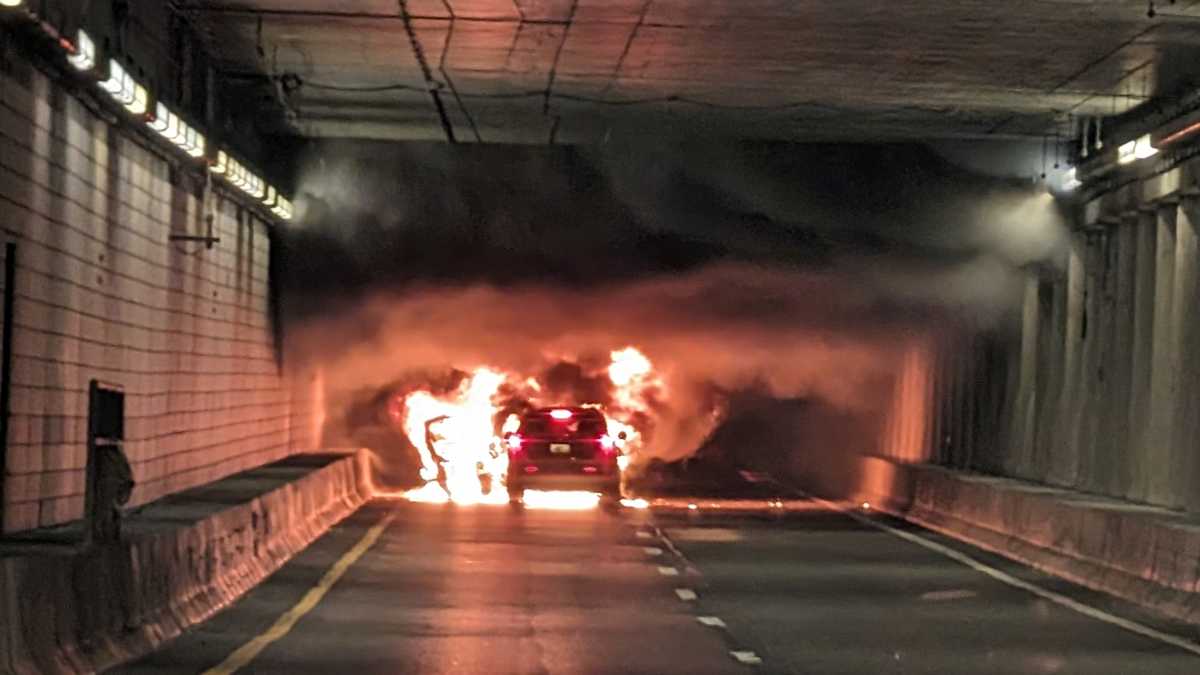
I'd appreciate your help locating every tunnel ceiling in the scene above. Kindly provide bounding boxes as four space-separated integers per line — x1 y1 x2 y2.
175 1 1200 144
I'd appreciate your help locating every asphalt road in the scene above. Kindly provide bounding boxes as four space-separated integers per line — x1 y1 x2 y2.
116 478 1200 675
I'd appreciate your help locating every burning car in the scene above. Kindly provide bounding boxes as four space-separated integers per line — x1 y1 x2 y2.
505 407 626 501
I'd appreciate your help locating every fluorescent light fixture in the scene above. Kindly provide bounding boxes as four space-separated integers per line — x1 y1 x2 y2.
126 83 148 115
99 60 126 96
272 196 293 221
187 132 206 158
169 118 188 146
1119 134 1158 164
1134 134 1158 160
1117 140 1136 164
160 110 177 141
148 102 170 133
229 160 247 189
1060 167 1081 191
68 30 96 71
245 174 265 199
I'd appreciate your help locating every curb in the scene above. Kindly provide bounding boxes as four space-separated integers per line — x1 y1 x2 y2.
852 457 1200 627
1 450 372 675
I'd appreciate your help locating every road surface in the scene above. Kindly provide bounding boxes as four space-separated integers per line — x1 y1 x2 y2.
116 477 1200 674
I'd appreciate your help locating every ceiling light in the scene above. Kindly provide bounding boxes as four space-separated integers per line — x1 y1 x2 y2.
181 126 205 157
0 0 24 8
169 118 188 147
125 83 148 116
211 150 229 175
272 196 293 221
1119 134 1158 164
189 132 206 159
67 30 96 71
148 102 170 134
1060 167 1081 191
1134 134 1158 159
99 60 127 97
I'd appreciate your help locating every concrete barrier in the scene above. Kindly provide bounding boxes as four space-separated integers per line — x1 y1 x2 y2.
0 450 373 675
852 456 1200 625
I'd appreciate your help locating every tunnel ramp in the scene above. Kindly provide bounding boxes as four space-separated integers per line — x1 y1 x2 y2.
0 451 372 675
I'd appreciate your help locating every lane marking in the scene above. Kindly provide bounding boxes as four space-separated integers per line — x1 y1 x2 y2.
636 530 654 539
730 650 763 665
804 493 1200 658
697 616 727 627
664 527 743 543
675 588 698 601
657 565 680 576
643 546 664 556
654 527 699 571
920 589 978 602
202 511 398 675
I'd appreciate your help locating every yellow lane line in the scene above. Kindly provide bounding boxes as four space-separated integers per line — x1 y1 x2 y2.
202 510 398 675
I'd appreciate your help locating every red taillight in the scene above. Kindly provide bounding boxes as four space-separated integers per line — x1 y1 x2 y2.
507 434 523 452
599 435 616 452
523 465 539 474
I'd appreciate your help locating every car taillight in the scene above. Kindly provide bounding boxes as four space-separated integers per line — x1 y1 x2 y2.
507 434 523 452
599 435 616 453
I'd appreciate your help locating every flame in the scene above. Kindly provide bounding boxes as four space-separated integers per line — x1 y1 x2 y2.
400 368 508 504
603 347 661 469
395 347 661 505
608 346 652 388
620 497 650 509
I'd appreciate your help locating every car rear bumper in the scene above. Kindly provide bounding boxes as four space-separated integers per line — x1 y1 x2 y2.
509 459 619 491
513 474 618 490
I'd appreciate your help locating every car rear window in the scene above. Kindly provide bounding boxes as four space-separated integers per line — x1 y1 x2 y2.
520 412 607 438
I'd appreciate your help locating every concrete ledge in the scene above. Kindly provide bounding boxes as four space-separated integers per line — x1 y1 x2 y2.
853 457 1200 625
1 450 372 675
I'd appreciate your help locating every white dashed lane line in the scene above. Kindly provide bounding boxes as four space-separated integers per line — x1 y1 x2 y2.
675 588 698 601
731 651 763 665
649 510 764 667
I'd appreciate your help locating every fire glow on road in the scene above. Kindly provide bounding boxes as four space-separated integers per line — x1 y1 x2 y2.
520 490 603 510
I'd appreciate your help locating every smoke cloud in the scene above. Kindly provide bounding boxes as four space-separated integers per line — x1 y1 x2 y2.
281 139 1066 471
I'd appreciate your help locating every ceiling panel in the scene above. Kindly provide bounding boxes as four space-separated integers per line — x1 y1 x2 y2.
175 0 1200 142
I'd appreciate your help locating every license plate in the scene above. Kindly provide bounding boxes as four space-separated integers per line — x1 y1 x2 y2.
550 443 571 455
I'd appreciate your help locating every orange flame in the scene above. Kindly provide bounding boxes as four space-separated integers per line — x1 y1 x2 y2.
397 347 660 506
401 368 508 504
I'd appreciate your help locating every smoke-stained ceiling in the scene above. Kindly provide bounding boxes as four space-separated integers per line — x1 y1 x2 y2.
174 0 1200 144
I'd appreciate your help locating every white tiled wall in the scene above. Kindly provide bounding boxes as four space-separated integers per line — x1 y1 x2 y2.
0 48 316 532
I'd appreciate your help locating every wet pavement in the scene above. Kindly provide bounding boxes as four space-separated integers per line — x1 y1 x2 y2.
116 473 1200 675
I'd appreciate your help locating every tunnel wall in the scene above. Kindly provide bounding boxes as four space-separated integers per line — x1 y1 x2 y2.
858 161 1200 516
991 174 1200 513
0 42 319 532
